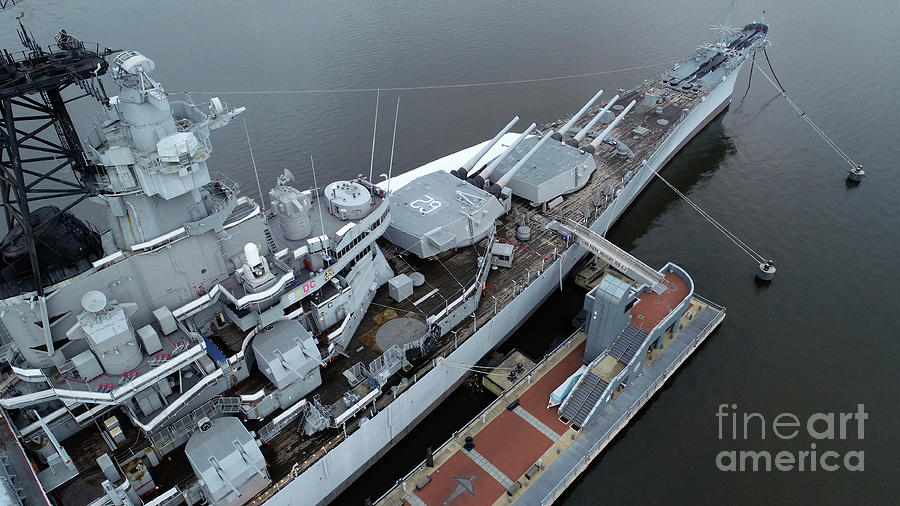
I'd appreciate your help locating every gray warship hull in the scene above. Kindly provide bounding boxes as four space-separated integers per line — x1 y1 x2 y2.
268 50 745 506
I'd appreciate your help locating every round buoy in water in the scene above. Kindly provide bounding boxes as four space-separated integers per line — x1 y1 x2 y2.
756 261 776 282
847 164 865 182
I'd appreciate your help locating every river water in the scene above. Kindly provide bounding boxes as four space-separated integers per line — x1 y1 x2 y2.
1 0 897 504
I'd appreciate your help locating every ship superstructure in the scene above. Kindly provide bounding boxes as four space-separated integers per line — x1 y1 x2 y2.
0 21 767 506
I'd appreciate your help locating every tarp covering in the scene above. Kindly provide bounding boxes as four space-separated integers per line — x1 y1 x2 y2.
549 364 588 407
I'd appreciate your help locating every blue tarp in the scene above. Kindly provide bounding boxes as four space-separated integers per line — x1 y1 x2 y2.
203 336 228 362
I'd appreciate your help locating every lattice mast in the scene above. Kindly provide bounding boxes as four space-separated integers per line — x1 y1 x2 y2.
0 23 113 295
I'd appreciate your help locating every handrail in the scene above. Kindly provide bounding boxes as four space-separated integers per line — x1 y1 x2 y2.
540 305 724 504
0 343 205 409
373 330 584 505
579 280 693 426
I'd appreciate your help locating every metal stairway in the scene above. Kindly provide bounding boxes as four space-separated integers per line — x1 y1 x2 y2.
559 372 609 427
264 225 279 255
609 326 649 364
148 396 242 452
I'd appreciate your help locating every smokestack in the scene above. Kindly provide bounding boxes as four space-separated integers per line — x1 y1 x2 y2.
495 130 556 189
477 123 536 185
456 116 520 179
551 89 603 141
583 100 636 154
567 95 620 147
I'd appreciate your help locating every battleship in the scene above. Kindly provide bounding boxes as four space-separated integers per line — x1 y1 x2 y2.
0 18 768 506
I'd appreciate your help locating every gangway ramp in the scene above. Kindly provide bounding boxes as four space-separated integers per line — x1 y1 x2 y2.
559 220 667 294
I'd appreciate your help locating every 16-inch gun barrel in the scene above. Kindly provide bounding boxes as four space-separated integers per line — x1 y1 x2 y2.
570 95 620 145
460 116 520 175
584 100 636 154
477 123 536 182
551 89 603 140
496 129 556 188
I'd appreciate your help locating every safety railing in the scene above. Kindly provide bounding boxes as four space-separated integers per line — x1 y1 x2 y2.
539 303 724 504
373 329 584 505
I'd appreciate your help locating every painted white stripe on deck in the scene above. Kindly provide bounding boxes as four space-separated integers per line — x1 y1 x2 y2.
413 288 439 306
463 449 514 489
406 492 428 506
513 405 562 441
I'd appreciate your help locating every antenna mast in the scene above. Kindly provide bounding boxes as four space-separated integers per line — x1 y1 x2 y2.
243 118 266 211
368 89 380 183
386 96 400 194
310 156 327 240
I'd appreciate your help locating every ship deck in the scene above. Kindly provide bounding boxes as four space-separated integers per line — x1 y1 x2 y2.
376 295 724 506
249 74 712 499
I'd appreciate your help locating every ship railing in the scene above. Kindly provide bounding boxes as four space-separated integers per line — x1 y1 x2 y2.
343 362 368 387
427 228 495 326
374 330 585 505
539 301 724 505
207 172 240 212
1 39 108 65
148 395 241 452
367 344 406 386
258 399 308 443
579 271 694 427
692 293 725 312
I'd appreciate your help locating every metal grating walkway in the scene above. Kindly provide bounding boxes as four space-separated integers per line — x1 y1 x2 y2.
564 220 666 293
558 372 609 427
609 326 649 364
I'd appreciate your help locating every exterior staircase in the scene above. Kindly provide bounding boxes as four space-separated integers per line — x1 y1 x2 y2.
609 326 648 364
558 372 609 428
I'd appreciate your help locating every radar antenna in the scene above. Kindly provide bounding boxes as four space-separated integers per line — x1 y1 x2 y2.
710 0 738 45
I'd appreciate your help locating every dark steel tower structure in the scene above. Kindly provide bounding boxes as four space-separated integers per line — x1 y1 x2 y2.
0 24 112 295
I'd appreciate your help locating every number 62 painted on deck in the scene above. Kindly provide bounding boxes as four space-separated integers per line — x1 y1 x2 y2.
409 195 441 214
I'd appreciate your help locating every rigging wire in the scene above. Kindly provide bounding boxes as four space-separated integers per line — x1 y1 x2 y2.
438 359 520 371
437 363 517 379
437 359 527 376
168 60 676 96
646 164 767 264
751 54 859 170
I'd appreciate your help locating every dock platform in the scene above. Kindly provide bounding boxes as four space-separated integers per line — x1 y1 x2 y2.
375 295 724 506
